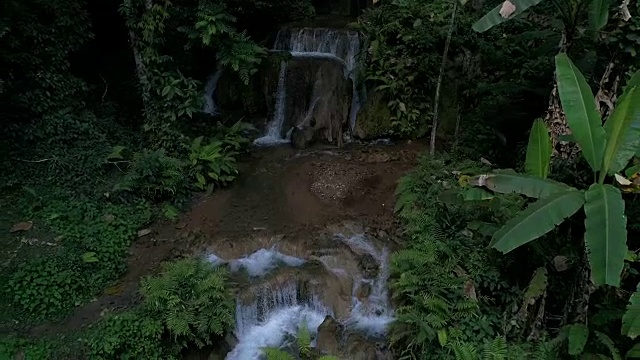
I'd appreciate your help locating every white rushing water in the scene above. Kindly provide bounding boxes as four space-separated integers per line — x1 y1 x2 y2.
207 232 393 359
254 61 290 146
206 247 305 277
203 68 224 115
336 233 395 337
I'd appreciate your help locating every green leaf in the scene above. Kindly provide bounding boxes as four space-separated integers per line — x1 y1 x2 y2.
594 331 622 360
462 187 494 201
602 72 640 176
584 184 627 286
81 252 99 263
107 145 126 160
623 283 640 339
524 267 548 301
555 53 606 172
627 343 640 358
589 0 610 31
262 348 295 360
470 172 571 199
626 163 640 178
568 323 589 355
491 190 585 253
525 119 552 178
195 173 206 186
437 329 448 347
472 0 547 33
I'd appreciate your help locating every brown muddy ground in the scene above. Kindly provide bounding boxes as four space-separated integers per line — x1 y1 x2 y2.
31 141 424 336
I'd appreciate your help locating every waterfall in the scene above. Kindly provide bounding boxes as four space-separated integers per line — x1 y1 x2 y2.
255 27 363 146
206 231 394 359
203 68 223 115
254 61 290 145
276 28 363 133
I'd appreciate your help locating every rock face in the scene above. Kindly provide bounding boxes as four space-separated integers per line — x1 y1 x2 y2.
291 125 315 149
281 57 352 145
354 91 392 140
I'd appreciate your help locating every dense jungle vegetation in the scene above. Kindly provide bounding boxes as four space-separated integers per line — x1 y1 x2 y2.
1 0 640 358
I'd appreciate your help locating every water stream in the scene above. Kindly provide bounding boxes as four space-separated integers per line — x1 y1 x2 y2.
207 231 394 359
203 68 224 115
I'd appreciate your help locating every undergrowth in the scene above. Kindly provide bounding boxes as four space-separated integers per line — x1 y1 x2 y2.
0 119 249 325
390 155 554 359
1 257 234 359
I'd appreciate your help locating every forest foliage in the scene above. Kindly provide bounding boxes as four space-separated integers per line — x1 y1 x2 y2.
2 0 640 358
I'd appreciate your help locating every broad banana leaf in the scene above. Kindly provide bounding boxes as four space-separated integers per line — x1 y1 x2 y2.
584 184 627 287
490 190 585 253
623 282 640 339
589 0 610 31
525 119 552 178
568 323 589 355
472 0 547 33
555 53 606 173
469 172 571 199
601 84 640 177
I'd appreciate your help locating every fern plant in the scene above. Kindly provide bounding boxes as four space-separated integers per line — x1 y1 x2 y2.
189 136 238 191
140 258 234 348
449 336 554 360
262 319 340 360
187 3 266 85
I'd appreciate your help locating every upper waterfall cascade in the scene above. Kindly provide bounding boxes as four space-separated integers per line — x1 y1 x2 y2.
254 27 363 146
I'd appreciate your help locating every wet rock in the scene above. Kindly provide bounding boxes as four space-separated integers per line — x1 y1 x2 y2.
344 333 378 360
358 254 379 278
355 282 372 303
316 315 342 356
137 228 152 237
291 126 315 149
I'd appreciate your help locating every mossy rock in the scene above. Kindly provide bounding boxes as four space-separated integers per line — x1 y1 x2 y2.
353 91 392 139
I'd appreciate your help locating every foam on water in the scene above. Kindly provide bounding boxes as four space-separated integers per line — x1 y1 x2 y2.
230 248 305 277
206 248 305 277
227 305 328 360
337 234 395 337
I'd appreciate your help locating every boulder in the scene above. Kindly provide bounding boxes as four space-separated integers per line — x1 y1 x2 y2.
316 315 343 356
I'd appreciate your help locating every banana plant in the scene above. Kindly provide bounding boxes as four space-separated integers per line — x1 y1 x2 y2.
472 0 612 33
466 54 640 287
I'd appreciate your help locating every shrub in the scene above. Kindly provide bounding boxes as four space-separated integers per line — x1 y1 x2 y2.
140 258 235 348
86 310 170 360
189 136 238 191
6 199 152 321
390 156 525 358
113 149 188 202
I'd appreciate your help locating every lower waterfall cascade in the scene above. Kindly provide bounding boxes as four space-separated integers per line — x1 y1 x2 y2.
206 230 394 359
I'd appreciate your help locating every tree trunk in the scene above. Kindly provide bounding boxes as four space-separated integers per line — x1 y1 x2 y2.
543 32 581 161
430 2 457 156
123 0 154 116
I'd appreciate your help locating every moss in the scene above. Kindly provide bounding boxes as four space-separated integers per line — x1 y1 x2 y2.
354 92 392 139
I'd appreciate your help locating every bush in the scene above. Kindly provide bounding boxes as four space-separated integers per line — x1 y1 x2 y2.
391 155 527 358
85 310 170 360
5 198 152 321
113 149 188 202
189 136 238 191
140 258 235 348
